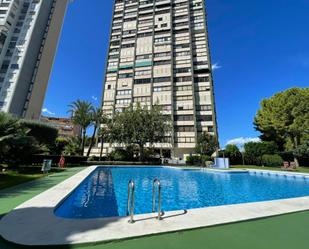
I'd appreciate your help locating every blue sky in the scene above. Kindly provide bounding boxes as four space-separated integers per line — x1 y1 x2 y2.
43 0 309 147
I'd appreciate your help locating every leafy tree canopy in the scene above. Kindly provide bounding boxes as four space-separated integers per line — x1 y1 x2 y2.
20 120 58 148
254 87 309 151
196 132 218 156
106 103 171 161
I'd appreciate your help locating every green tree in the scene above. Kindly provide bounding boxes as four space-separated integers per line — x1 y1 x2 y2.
224 144 242 164
293 140 309 159
20 120 58 151
107 103 171 161
196 132 218 156
0 112 20 143
54 137 70 155
98 116 111 161
244 141 278 165
64 136 82 156
254 87 309 165
68 100 94 155
0 112 41 166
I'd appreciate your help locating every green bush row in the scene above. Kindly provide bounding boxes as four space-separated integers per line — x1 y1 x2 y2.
186 155 211 166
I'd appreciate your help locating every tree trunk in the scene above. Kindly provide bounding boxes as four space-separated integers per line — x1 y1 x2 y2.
292 135 300 167
99 136 104 161
86 125 97 157
139 144 144 162
81 129 86 156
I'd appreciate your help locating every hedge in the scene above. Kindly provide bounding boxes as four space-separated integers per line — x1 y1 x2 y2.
29 155 88 166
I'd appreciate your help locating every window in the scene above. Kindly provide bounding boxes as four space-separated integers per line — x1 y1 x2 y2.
134 78 151 84
197 115 213 122
136 54 152 60
197 86 210 91
153 60 170 66
117 89 132 95
194 68 210 74
175 126 195 132
109 54 119 59
174 76 192 82
154 52 171 57
174 67 191 73
174 51 191 57
121 43 135 48
154 37 170 43
134 96 151 102
118 73 133 78
137 32 152 38
116 99 131 105
194 76 210 83
135 70 151 76
174 115 194 121
123 30 136 35
153 86 171 92
175 137 195 143
153 77 170 83
175 95 193 101
174 43 190 49
175 85 192 91
196 105 212 111
10 64 19 69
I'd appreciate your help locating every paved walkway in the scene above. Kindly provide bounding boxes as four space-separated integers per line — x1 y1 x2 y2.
0 167 308 249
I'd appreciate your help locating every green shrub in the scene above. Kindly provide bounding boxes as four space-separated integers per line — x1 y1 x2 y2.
20 120 58 148
109 148 134 161
244 141 279 165
261 154 283 167
186 155 211 166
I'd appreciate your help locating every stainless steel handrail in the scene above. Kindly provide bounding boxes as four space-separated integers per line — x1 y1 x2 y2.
127 180 135 223
152 178 162 220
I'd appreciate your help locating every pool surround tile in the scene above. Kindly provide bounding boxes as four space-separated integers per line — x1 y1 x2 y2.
0 166 309 246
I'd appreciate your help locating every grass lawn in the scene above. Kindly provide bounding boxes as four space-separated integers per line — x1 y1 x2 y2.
0 166 308 249
231 165 309 173
0 171 43 190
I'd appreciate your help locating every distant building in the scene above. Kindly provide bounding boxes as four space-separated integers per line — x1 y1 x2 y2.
0 0 69 119
40 116 81 138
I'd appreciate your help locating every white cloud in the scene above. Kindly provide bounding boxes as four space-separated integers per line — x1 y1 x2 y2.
42 108 55 116
226 137 260 147
212 63 222 71
91 96 98 101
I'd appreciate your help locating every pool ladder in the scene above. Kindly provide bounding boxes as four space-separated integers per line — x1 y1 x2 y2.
127 180 135 223
126 179 162 224
152 178 163 220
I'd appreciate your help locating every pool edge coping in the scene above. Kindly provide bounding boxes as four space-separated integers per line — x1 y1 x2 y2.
0 165 309 246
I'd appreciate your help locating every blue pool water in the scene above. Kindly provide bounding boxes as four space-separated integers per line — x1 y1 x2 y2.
55 167 309 219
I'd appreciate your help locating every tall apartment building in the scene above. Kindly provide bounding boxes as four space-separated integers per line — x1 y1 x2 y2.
0 0 69 119
100 0 218 159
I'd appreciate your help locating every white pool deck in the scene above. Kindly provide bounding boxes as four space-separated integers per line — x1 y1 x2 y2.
0 166 309 246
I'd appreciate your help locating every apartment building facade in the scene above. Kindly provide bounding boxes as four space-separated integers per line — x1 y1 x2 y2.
100 0 218 159
40 116 82 139
0 0 69 119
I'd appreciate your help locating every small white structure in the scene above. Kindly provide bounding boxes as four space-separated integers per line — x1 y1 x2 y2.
211 158 230 169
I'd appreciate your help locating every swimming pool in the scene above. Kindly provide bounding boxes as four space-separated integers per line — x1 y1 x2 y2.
55 167 309 219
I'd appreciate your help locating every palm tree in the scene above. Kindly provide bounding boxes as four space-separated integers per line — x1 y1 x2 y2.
86 108 108 157
98 118 111 161
68 100 94 155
